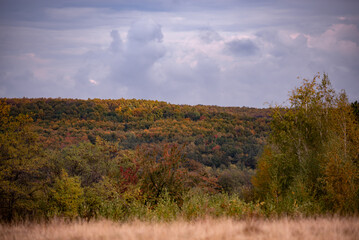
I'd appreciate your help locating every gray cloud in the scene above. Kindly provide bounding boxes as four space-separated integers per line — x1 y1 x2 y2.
198 28 222 44
109 30 122 53
77 18 167 100
225 39 259 57
0 0 358 107
113 19 165 93
127 18 163 43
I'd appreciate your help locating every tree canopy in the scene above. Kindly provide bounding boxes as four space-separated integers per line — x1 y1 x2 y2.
253 74 359 214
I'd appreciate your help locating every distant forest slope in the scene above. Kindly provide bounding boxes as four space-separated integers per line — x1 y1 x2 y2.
3 98 271 169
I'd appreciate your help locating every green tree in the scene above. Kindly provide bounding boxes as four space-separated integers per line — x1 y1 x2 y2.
56 141 107 187
48 169 84 218
253 74 359 214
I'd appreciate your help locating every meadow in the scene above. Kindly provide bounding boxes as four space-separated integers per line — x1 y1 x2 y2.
1 217 358 240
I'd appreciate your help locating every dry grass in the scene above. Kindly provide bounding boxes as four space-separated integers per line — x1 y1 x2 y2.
1 217 358 240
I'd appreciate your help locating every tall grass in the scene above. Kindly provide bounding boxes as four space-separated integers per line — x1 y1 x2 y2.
80 191 265 221
1 217 358 240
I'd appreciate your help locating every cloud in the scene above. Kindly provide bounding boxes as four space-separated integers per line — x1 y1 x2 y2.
307 24 359 56
113 18 165 91
225 39 259 57
127 18 163 43
198 28 222 44
63 18 167 100
109 30 122 53
252 25 359 105
89 79 98 85
0 0 358 107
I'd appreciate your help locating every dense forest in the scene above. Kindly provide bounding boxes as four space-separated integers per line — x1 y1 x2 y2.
4 97 271 169
1 74 358 222
0 96 271 221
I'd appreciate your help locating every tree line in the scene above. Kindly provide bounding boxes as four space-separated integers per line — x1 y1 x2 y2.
1 73 358 222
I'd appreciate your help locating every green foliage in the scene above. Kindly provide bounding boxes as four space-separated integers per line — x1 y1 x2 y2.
253 74 359 214
217 165 254 199
148 190 181 221
181 191 263 220
55 141 109 187
48 169 84 219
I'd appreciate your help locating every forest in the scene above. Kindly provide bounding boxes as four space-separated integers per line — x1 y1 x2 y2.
0 74 358 222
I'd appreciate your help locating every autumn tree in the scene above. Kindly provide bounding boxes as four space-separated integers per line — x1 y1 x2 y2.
352 101 359 122
136 144 189 205
253 74 359 214
0 100 45 222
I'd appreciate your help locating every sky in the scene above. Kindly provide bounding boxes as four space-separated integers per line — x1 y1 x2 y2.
0 0 358 107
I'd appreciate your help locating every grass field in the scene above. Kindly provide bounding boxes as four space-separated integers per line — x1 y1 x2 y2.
1 217 358 240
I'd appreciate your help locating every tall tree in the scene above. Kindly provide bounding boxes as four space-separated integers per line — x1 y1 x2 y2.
253 74 359 213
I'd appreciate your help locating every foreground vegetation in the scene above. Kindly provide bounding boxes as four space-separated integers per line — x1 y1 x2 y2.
253 74 359 215
1 217 358 240
0 73 358 223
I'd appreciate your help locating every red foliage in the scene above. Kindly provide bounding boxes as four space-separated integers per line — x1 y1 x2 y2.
118 163 139 193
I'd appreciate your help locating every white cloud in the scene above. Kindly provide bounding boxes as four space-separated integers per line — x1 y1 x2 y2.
307 24 359 56
89 79 98 85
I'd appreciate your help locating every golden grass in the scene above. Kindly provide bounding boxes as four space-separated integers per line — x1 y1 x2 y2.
1 217 358 240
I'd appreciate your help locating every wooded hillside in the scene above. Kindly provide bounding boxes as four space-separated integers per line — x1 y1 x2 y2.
2 76 357 222
0 98 271 221
4 98 271 169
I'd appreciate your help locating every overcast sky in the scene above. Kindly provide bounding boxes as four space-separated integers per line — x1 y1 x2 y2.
0 0 358 107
